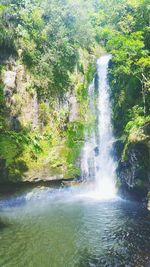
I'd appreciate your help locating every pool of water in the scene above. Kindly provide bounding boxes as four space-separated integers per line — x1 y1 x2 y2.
0 187 150 267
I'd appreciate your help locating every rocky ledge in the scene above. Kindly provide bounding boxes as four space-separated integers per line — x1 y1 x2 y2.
116 123 150 201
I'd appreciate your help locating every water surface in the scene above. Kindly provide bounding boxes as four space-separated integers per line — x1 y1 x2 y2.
0 55 150 267
0 187 150 267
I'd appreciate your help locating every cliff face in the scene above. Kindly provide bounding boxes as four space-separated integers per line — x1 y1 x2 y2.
108 51 150 201
0 51 96 183
3 62 38 130
116 123 150 201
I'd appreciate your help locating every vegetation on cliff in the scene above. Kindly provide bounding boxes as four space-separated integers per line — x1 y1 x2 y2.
91 0 150 196
90 0 150 135
0 0 98 182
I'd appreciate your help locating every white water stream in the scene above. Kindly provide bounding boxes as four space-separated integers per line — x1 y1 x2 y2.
81 55 116 199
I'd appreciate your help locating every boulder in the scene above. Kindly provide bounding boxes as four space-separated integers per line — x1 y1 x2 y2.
117 141 150 200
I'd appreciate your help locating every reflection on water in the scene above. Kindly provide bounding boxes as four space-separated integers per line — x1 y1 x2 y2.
0 187 150 267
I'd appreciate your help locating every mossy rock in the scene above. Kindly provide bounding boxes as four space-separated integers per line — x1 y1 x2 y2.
117 140 150 200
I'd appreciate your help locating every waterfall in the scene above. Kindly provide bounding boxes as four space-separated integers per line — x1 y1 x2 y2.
81 55 116 199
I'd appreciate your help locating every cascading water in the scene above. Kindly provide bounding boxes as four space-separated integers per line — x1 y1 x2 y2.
81 54 116 199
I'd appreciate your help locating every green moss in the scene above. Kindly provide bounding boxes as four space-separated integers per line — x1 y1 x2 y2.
86 62 96 84
0 135 18 166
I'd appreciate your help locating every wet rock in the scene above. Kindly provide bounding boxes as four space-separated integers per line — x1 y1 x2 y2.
117 141 150 200
142 123 150 136
119 183 148 201
62 180 80 187
10 116 21 131
94 73 99 92
24 173 64 183
94 146 99 156
112 139 124 161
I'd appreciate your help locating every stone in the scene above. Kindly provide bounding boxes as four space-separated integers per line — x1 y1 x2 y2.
117 141 150 200
94 146 99 156
112 139 124 161
69 95 79 122
142 123 150 136
4 71 16 89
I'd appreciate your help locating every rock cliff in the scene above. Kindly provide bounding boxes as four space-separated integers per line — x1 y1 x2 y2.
116 123 150 201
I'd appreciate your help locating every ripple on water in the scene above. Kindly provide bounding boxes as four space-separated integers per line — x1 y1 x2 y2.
0 188 150 267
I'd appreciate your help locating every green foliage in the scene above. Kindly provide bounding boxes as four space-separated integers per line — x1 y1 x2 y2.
0 0 98 182
125 115 150 134
0 134 18 166
91 0 150 136
0 0 96 98
38 102 50 126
